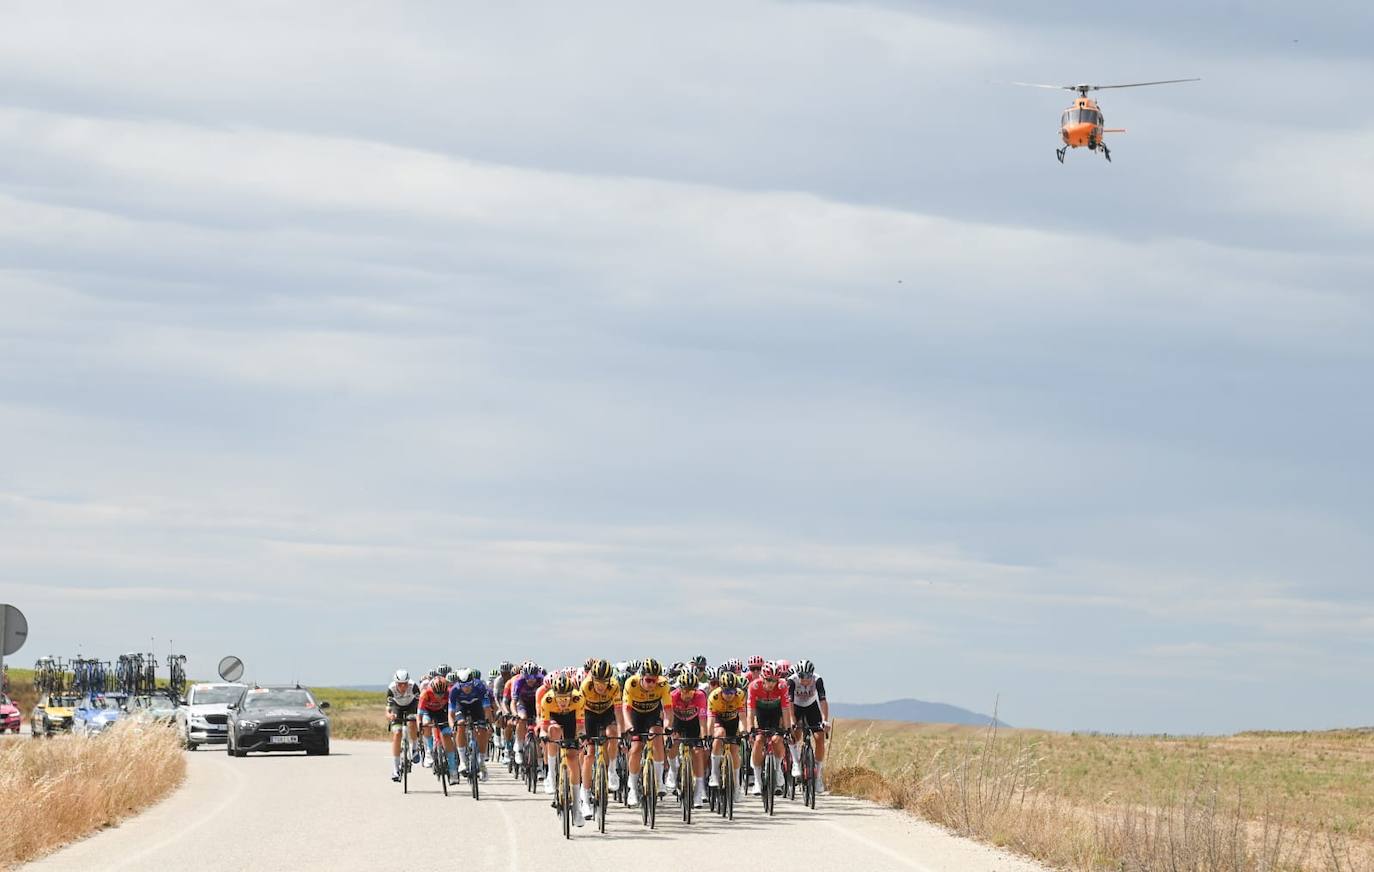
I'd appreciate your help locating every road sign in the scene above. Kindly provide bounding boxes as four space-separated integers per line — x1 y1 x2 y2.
2 604 27 656
218 655 245 683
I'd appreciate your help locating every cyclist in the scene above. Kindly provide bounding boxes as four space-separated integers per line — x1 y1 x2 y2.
707 669 746 797
385 669 421 781
492 660 515 754
539 673 587 826
579 659 623 804
745 663 793 795
690 655 709 687
448 668 495 781
788 659 830 791
419 674 459 783
510 662 545 769
620 657 671 806
746 654 765 685
668 670 709 807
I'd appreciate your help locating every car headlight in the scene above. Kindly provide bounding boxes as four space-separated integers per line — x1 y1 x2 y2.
238 720 259 732
311 719 328 728
189 715 208 727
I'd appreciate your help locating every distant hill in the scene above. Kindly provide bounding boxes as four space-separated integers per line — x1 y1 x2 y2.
831 698 1008 727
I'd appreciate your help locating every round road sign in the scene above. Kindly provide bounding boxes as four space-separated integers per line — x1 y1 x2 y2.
217 655 245 683
1 604 28 656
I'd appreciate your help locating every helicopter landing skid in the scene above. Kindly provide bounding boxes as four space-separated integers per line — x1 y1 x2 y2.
1056 147 1066 163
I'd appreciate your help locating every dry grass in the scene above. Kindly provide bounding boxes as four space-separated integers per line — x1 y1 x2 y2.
829 719 1374 872
0 721 186 870
328 706 391 740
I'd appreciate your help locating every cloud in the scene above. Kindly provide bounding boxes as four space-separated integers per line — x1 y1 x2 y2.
0 1 1370 734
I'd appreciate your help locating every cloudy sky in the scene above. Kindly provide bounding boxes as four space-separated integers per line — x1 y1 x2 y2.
2 1 1370 734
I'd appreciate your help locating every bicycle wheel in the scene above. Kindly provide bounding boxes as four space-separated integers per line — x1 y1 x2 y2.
596 753 608 833
803 741 816 808
647 760 658 829
764 757 775 816
560 762 573 839
470 739 480 800
681 746 692 824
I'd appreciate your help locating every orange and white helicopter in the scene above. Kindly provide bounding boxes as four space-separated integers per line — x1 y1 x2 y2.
1010 78 1200 163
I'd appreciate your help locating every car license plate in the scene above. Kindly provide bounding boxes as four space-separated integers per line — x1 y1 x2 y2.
269 735 299 744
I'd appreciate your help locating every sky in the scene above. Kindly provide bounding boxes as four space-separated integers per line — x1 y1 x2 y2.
1 1 1371 734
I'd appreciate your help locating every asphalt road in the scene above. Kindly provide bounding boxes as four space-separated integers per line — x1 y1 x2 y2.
27 739 1048 872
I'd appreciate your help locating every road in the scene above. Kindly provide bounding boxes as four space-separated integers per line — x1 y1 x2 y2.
27 739 1049 872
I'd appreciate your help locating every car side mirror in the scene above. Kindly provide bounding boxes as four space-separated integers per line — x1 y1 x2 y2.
319 701 331 710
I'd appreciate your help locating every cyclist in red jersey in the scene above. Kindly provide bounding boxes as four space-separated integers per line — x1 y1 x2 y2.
745 664 793 795
418 675 459 783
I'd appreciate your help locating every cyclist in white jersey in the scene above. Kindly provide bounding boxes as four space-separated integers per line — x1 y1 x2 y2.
386 669 421 780
787 659 830 792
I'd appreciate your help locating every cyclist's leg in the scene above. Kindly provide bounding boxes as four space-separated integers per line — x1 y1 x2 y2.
454 717 470 772
710 722 726 786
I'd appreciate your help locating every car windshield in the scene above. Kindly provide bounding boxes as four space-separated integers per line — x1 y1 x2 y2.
241 689 314 710
91 697 123 710
52 696 81 707
190 686 242 705
139 698 177 713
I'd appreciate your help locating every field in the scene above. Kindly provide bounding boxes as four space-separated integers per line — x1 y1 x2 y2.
0 721 185 869
829 720 1374 872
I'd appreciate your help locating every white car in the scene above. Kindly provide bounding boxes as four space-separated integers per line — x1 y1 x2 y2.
176 683 247 750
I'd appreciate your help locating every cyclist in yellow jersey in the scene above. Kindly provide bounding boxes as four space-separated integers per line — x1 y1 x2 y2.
579 660 623 801
706 670 747 797
619 658 671 805
538 673 587 825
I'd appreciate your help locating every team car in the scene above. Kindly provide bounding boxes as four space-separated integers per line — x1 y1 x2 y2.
226 685 331 757
0 693 21 733
176 683 247 749
31 693 81 737
73 694 127 736
127 693 180 726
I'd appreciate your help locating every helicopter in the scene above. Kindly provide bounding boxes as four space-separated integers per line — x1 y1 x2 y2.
1009 78 1200 163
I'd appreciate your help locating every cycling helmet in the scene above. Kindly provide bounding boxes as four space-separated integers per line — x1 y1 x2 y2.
423 670 436 681
430 675 450 694
499 660 513 673
583 656 597 671
394 669 410 683
628 659 643 674
614 660 629 673
521 661 538 676
692 655 707 668
704 666 719 683
590 660 613 681
446 671 460 684
760 664 777 680
796 659 816 677
668 661 685 677
674 672 696 691
777 659 794 678
437 663 451 676
748 655 765 669
551 674 575 694
720 671 741 690
641 658 663 677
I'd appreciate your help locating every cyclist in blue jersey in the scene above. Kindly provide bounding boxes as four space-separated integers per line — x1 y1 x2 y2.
448 668 495 781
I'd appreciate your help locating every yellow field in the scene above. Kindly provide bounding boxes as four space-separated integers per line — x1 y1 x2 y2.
829 719 1374 872
0 721 186 869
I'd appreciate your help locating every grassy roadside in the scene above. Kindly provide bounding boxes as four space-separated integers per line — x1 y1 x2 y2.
828 720 1374 872
0 721 186 869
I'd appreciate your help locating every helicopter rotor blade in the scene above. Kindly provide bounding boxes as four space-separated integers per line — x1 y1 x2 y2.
1085 78 1201 90
1002 81 1079 91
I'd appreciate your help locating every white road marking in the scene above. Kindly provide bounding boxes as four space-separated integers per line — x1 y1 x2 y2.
825 819 940 872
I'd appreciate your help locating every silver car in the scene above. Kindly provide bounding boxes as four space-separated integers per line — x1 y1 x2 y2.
176 683 247 749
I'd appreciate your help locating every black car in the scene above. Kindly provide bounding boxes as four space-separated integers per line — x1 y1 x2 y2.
225 685 331 756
